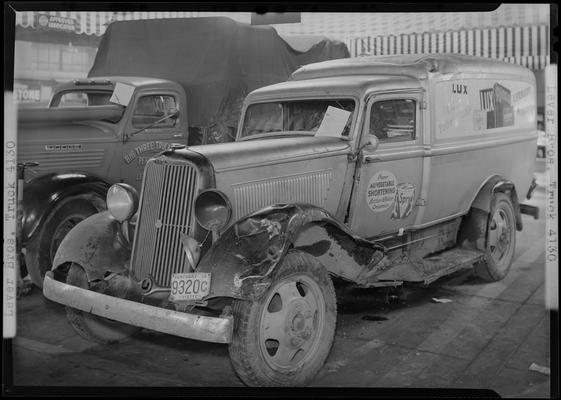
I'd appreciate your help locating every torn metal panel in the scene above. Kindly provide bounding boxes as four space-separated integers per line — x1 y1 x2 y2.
196 212 290 300
197 204 386 300
294 224 384 282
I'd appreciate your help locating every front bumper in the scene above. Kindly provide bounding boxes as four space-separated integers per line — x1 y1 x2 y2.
43 272 233 344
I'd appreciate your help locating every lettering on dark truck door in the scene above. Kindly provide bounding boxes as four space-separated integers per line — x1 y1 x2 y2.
121 93 185 186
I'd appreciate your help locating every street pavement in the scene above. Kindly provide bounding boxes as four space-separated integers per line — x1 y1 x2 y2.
6 161 552 396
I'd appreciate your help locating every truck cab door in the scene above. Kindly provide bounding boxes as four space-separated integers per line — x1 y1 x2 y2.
348 91 425 239
121 92 187 191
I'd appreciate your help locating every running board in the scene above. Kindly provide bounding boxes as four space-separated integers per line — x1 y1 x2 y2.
367 247 485 285
414 248 485 284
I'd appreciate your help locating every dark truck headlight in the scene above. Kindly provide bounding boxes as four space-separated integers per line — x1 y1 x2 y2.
107 183 139 222
194 189 232 231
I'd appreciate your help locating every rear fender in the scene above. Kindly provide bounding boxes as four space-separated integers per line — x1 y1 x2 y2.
51 211 131 282
23 172 110 243
197 204 385 301
470 176 523 231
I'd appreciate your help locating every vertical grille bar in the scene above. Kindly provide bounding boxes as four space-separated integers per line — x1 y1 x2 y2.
131 161 165 280
131 159 199 286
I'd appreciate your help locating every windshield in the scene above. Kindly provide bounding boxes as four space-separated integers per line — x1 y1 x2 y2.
240 99 356 139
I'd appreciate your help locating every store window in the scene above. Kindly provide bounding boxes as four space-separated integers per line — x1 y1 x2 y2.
34 43 60 71
61 46 97 72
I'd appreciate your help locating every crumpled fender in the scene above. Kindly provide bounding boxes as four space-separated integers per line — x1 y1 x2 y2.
197 203 384 301
471 176 523 231
52 211 131 281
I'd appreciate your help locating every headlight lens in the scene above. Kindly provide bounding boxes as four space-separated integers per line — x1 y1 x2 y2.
194 189 232 231
107 183 139 222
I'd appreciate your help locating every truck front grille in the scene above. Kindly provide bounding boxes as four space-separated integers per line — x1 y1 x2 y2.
131 158 199 286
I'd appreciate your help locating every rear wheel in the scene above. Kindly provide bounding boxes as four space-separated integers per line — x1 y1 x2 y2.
65 263 139 344
229 250 337 386
474 193 516 281
26 199 99 288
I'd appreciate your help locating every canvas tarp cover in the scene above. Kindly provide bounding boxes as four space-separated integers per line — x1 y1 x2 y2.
89 17 350 129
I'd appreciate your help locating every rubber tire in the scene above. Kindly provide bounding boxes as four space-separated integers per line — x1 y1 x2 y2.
228 250 337 387
65 263 140 344
473 193 517 282
26 199 98 288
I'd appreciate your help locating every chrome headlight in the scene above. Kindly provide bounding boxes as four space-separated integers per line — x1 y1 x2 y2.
107 183 139 222
194 189 232 231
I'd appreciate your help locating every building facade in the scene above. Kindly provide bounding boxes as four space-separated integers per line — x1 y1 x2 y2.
12 6 552 107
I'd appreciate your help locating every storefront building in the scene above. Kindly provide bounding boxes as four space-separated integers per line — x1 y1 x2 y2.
13 7 552 111
14 11 214 105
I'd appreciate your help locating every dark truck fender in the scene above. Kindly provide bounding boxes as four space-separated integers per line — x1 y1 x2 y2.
51 211 130 282
197 203 385 301
22 172 110 244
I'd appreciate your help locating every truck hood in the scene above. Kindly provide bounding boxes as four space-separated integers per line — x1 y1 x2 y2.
185 136 351 172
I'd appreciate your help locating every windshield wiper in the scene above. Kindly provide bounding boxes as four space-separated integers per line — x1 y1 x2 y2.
126 110 179 141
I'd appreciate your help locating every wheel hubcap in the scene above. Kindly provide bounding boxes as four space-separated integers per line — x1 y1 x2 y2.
488 208 512 267
259 275 324 370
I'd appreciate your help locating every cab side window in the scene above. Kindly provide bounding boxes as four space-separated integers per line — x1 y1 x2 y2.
370 99 416 142
132 95 177 129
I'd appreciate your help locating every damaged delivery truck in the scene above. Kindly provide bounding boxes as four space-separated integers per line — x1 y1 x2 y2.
44 54 540 386
43 55 537 386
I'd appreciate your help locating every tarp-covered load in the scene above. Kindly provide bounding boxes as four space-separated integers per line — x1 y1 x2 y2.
89 17 350 143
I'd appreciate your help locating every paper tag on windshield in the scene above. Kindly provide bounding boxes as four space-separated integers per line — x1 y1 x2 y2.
315 106 351 137
110 82 135 106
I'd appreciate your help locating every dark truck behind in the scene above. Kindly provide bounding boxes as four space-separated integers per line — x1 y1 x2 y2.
18 17 349 288
88 17 350 145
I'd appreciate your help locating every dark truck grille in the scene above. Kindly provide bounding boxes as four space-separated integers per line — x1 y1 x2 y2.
131 158 199 286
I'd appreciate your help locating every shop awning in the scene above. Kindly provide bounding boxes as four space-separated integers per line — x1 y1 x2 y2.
15 11 208 36
345 25 551 70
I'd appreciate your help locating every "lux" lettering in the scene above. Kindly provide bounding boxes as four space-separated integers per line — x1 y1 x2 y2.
453 84 468 94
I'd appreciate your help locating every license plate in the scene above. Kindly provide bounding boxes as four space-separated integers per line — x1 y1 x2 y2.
170 272 211 301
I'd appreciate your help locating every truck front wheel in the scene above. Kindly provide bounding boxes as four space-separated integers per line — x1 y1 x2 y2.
229 250 337 386
474 193 516 281
65 263 139 344
26 199 98 288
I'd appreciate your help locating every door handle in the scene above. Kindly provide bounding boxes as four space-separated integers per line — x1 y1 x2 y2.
362 155 382 163
173 134 184 138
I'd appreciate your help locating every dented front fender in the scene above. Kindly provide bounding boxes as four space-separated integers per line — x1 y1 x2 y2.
197 203 383 301
52 211 131 281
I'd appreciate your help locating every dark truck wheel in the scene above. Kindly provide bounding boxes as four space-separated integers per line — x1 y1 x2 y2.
65 263 139 344
229 250 337 387
474 193 517 281
26 199 98 288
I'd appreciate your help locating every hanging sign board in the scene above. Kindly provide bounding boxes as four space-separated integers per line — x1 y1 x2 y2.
35 14 77 33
